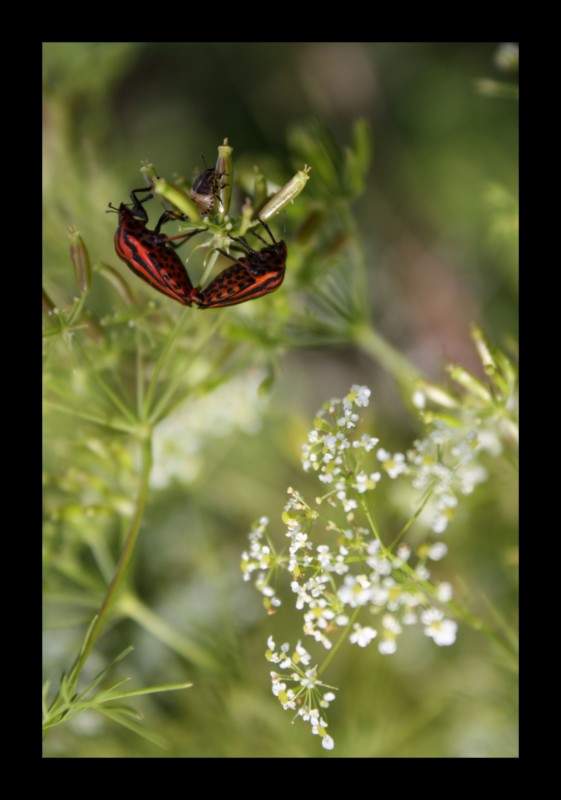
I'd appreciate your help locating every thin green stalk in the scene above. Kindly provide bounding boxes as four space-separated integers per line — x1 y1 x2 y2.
360 499 517 660
143 309 190 419
72 339 137 425
360 499 389 555
148 315 224 424
136 326 144 418
198 248 220 289
44 400 137 435
66 436 153 689
354 324 422 389
66 293 88 327
388 483 437 550
318 607 361 677
119 592 220 672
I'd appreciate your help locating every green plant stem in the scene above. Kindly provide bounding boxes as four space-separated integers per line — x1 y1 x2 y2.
67 436 153 689
66 292 88 327
136 326 144 418
148 314 224 424
119 592 220 672
143 309 190 419
318 607 361 677
198 248 220 288
72 338 137 424
43 400 137 435
388 483 436 550
360 499 517 660
354 324 422 389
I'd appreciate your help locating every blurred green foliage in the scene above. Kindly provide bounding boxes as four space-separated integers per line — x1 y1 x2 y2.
43 42 518 757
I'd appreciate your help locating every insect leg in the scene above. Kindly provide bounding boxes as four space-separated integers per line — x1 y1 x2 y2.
164 228 206 250
229 235 255 254
129 187 154 222
257 217 276 244
247 228 269 246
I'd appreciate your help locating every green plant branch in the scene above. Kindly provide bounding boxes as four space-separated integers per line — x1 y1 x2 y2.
143 309 190 419
119 592 221 672
360 498 517 661
72 338 137 425
65 435 153 690
148 314 225 424
43 400 137 435
354 324 423 389
318 606 361 677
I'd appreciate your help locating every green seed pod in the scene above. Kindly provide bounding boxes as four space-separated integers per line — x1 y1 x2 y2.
259 165 311 221
447 365 491 402
417 381 458 409
238 198 254 236
140 161 158 185
68 226 92 294
42 288 56 316
253 166 268 211
216 138 233 215
95 262 136 305
153 178 202 222
471 326 496 376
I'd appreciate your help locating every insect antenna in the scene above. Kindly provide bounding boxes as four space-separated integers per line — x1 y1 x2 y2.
106 203 120 214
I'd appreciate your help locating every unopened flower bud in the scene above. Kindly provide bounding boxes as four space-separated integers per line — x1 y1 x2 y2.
153 178 202 222
471 326 496 376
253 166 268 211
417 381 458 409
216 138 233 215
259 165 311 221
95 262 136 305
42 288 56 316
68 226 92 294
447 365 491 402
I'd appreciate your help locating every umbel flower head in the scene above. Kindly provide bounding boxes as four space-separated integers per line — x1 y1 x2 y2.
241 382 507 750
242 345 515 751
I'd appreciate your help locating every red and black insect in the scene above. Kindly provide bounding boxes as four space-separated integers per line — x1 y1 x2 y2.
110 189 287 309
109 187 203 306
196 221 287 309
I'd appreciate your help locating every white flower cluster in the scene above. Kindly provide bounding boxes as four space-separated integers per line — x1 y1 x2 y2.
266 636 336 750
406 408 500 534
240 517 281 613
243 333 516 751
301 385 388 516
151 370 267 489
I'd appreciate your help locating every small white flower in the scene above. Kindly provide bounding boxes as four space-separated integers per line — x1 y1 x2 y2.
353 434 379 452
350 624 378 647
421 607 458 646
322 735 335 750
412 390 426 409
436 582 453 602
294 641 312 665
353 471 382 494
378 638 397 655
338 575 372 607
396 544 411 562
428 542 448 561
377 449 407 479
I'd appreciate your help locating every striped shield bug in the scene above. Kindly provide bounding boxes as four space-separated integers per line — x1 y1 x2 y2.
109 187 203 306
189 161 227 216
195 220 287 309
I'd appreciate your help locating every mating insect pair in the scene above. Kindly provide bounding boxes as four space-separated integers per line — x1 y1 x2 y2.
109 186 287 309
